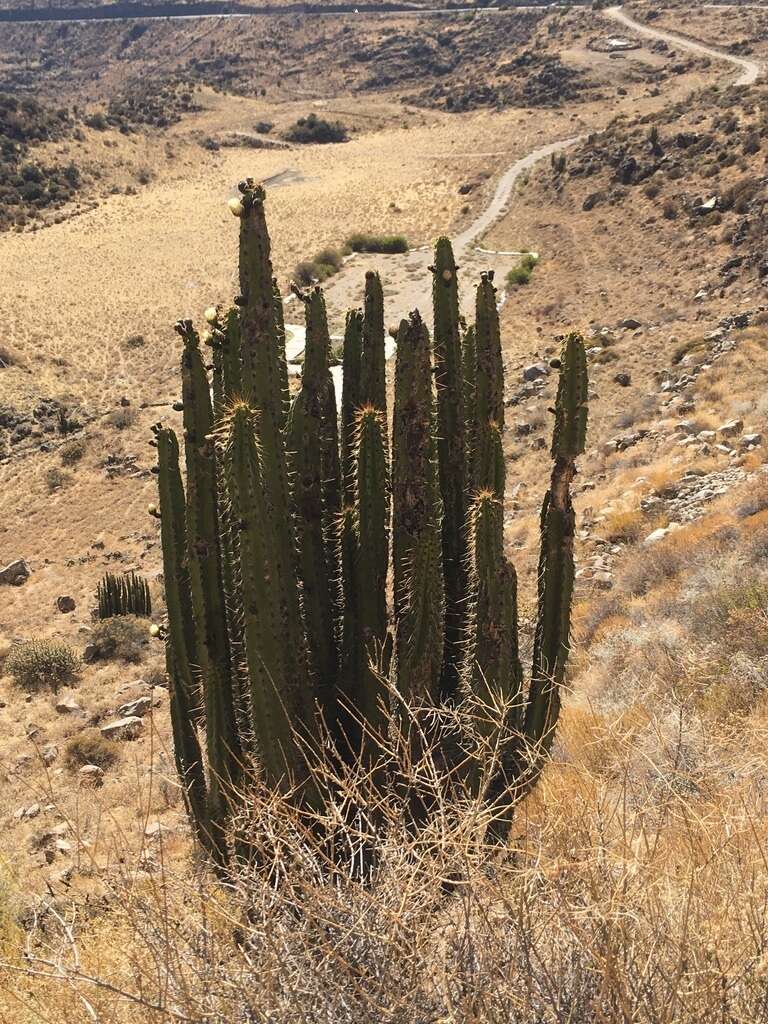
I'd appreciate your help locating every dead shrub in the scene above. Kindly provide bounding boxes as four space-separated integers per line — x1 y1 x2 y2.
64 728 119 770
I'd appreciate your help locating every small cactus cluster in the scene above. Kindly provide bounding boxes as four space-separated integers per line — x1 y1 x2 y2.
152 179 588 865
97 570 151 620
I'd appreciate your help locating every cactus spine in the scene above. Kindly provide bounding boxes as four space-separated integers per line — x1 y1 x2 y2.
154 180 589 862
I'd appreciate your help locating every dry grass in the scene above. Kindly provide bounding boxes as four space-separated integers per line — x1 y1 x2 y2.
3 709 768 1024
602 507 646 544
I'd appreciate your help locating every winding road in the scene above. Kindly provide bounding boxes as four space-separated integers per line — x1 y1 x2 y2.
283 4 762 366
606 5 761 87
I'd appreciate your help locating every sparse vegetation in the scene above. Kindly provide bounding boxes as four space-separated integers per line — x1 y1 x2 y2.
106 405 138 430
59 438 86 466
88 616 149 664
64 728 119 770
45 466 71 492
506 252 538 287
283 113 348 145
345 232 409 254
6 639 79 692
0 93 81 230
293 246 344 285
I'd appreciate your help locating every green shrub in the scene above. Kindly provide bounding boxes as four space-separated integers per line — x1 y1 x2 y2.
89 616 149 663
60 438 86 466
84 111 108 131
293 246 344 286
7 639 79 691
283 113 348 145
345 232 409 255
64 728 119 770
506 253 538 287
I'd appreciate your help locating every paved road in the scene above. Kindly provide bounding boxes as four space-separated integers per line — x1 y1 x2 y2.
607 5 762 86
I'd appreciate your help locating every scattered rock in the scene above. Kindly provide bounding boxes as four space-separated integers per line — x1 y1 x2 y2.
618 317 642 330
144 821 169 838
0 559 29 586
116 696 152 719
56 596 76 613
40 744 58 766
741 433 763 448
718 419 743 438
100 716 144 740
582 191 604 211
55 696 83 715
603 429 649 454
693 196 718 215
78 764 104 787
613 372 631 387
522 362 549 382
643 526 673 545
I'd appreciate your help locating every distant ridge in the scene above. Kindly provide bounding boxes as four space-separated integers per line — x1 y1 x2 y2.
0 0 571 25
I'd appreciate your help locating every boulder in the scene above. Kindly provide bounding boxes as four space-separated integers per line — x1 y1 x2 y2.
0 559 29 586
144 821 169 839
522 362 549 382
78 764 104 787
643 527 671 546
55 696 83 715
741 433 763 448
56 596 76 614
718 419 743 438
40 744 58 766
116 696 152 719
582 191 604 212
100 716 143 740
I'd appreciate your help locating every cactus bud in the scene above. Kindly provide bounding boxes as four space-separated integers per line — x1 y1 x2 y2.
442 268 453 282
204 306 218 324
228 197 244 218
201 330 214 346
148 503 159 517
149 623 161 638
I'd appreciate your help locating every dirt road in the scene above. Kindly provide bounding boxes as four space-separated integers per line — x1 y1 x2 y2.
606 5 762 87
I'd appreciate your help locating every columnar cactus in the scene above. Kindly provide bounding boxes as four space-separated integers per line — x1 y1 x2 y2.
431 238 467 700
176 319 243 829
392 311 444 703
152 179 589 865
286 287 341 710
97 570 151 620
